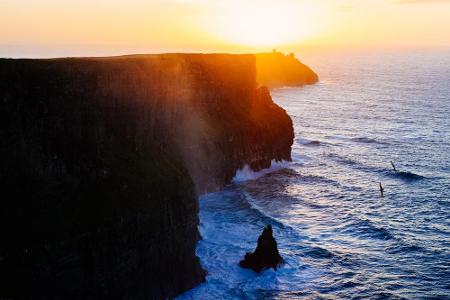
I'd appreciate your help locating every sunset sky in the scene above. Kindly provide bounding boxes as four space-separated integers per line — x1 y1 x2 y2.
1 0 449 57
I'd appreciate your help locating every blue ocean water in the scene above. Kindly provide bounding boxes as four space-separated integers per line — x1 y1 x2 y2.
179 49 450 299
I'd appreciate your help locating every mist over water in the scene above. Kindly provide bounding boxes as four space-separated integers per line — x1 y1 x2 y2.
179 49 450 299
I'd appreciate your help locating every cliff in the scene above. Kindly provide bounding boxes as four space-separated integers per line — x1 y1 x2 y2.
0 54 293 299
256 51 318 88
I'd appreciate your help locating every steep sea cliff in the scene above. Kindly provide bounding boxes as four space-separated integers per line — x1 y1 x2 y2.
0 53 296 299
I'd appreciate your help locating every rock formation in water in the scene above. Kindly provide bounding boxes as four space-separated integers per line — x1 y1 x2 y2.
0 53 294 299
256 51 319 88
239 225 283 272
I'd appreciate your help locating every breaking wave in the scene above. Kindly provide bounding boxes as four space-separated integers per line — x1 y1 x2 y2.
232 160 290 183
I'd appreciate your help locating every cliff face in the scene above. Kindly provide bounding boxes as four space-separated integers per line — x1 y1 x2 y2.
256 52 319 88
0 54 293 299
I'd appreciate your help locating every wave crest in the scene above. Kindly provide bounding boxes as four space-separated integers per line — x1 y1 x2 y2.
391 171 424 181
297 138 323 146
232 160 290 183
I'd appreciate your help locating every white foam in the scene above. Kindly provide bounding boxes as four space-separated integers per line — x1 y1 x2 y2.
177 189 322 300
232 160 290 183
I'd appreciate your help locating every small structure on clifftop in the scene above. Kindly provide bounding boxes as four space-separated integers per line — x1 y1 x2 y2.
239 225 283 272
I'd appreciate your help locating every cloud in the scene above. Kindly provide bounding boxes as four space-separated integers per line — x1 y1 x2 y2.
338 4 354 11
395 0 450 3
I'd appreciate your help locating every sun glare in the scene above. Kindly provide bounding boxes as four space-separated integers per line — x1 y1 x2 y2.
213 1 321 47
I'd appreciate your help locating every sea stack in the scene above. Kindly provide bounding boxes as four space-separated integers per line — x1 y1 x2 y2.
239 225 283 272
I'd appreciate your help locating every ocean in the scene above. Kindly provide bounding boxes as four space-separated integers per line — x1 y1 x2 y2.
178 48 450 299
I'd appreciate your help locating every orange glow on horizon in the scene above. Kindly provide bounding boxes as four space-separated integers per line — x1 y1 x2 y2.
208 1 325 47
0 0 449 57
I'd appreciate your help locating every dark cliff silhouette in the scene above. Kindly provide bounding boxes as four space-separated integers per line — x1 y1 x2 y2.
0 53 295 299
256 51 319 88
240 225 283 272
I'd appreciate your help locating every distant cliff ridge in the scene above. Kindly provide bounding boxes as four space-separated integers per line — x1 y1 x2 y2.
0 54 294 299
256 51 319 88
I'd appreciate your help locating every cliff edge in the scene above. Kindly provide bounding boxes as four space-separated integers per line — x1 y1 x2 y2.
256 51 319 88
0 54 294 299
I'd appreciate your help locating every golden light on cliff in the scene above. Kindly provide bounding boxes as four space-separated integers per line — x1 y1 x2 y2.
212 1 322 47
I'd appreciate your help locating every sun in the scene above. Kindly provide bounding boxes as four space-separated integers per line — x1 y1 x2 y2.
213 1 320 47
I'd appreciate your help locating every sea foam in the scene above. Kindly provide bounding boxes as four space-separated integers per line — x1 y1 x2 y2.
232 160 290 183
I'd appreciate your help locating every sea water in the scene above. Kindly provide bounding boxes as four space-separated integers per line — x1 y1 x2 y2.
179 48 450 299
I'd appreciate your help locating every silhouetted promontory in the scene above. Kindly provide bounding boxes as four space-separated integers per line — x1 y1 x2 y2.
0 53 295 299
256 51 319 88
